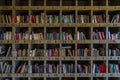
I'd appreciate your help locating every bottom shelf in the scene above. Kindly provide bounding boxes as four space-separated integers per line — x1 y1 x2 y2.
0 77 120 80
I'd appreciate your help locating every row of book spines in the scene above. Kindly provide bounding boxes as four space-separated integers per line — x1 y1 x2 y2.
62 32 73 40
13 49 29 57
108 48 120 56
0 62 12 73
5 63 120 74
13 33 120 40
46 15 60 23
77 48 91 56
77 31 86 40
46 64 60 73
46 49 60 57
14 15 74 23
92 48 105 56
62 15 75 23
47 33 60 40
31 64 44 73
92 15 106 23
93 31 105 40
3 32 120 41
15 32 43 40
0 15 12 23
16 62 28 73
108 63 120 73
0 31 12 40
92 64 106 73
107 31 120 40
3 14 120 24
77 64 91 73
61 49 75 56
62 64 74 73
77 15 90 23
110 14 120 23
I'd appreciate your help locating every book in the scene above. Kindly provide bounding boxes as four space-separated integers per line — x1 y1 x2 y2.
6 46 11 57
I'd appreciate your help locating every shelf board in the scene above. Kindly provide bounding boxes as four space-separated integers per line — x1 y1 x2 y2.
92 73 107 77
76 57 91 60
62 6 76 10
77 73 91 77
14 57 30 60
61 40 75 44
45 57 60 60
107 40 120 43
29 57 45 60
14 6 30 10
46 6 60 10
108 6 120 11
61 57 75 60
108 73 120 77
46 74 60 77
46 23 60 27
14 40 30 44
46 40 61 44
0 40 13 44
0 57 13 60
30 23 44 27
31 40 45 44
92 40 107 44
108 56 120 60
92 56 107 60
77 6 92 10
0 73 13 77
61 73 75 77
77 40 92 44
0 6 13 10
30 73 45 77
29 6 45 10
62 23 76 27
77 23 91 27
14 74 29 77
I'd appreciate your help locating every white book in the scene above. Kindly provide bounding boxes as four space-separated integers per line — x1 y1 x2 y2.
63 64 66 73
29 65 32 73
81 15 84 23
6 46 11 57
92 64 96 73
49 64 52 73
2 62 7 73
108 49 111 56
77 31 79 40
68 34 73 40
5 65 9 73
92 16 95 23
115 64 119 73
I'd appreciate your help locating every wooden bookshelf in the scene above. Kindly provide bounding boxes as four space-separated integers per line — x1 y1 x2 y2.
0 0 120 80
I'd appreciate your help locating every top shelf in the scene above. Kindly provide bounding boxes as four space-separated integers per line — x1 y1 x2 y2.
1 0 120 6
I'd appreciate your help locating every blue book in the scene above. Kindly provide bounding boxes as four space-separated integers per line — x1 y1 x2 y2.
62 46 71 49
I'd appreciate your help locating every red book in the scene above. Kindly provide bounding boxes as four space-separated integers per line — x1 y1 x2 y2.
118 15 120 23
16 65 23 73
77 49 80 56
29 15 33 23
13 15 17 23
99 64 106 73
53 32 57 40
101 32 105 40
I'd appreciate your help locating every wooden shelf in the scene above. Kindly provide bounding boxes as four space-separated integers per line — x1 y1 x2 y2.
0 0 120 80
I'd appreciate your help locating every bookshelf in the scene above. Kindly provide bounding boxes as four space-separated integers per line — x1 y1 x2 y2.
0 0 120 80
